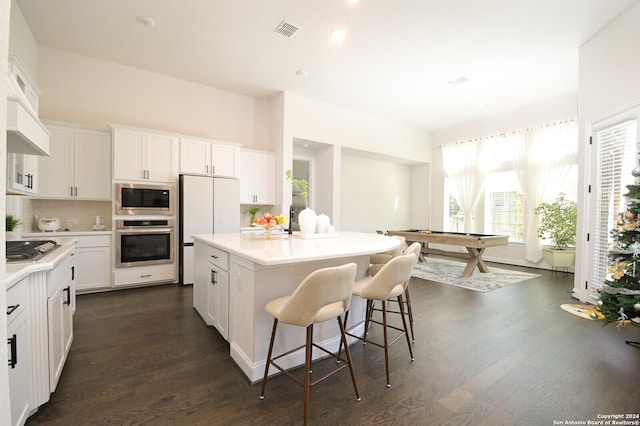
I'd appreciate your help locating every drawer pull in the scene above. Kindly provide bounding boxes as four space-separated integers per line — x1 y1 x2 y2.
210 255 219 259
7 304 19 316
140 274 152 278
8 334 18 369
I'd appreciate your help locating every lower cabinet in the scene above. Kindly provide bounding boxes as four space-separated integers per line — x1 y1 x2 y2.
7 277 33 426
75 235 111 293
5 247 76 426
46 250 76 392
193 241 229 340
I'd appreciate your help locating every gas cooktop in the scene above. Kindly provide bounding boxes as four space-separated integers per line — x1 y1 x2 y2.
6 240 60 263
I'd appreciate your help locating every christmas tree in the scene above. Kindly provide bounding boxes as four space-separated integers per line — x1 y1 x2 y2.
598 169 640 327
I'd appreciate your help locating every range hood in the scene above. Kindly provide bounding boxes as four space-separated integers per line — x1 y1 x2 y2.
6 55 50 156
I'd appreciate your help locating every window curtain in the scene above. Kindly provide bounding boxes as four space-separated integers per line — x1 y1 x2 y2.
442 140 490 233
510 121 578 262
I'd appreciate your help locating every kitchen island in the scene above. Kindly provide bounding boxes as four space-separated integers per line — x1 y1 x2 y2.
192 231 400 382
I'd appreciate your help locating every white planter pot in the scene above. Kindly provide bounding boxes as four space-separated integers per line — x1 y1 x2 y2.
298 208 317 235
542 247 576 268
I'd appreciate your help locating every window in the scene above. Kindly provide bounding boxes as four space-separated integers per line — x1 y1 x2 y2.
484 171 525 241
591 118 638 293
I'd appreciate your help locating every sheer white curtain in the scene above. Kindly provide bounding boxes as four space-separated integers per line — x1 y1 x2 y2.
510 121 578 262
442 140 491 233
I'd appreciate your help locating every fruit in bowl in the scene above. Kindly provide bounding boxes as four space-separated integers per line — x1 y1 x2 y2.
253 213 287 227
253 213 288 240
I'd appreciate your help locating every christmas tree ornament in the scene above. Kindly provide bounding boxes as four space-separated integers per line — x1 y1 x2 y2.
625 211 635 220
634 302 640 311
590 312 599 320
632 166 640 177
618 218 625 226
597 300 603 306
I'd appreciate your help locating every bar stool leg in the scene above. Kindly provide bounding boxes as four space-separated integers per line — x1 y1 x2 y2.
337 316 361 401
404 287 415 342
381 300 391 388
260 318 279 399
398 295 414 360
303 324 313 426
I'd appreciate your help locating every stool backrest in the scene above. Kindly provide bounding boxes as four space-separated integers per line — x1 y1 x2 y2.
278 263 357 327
404 242 422 265
359 252 416 301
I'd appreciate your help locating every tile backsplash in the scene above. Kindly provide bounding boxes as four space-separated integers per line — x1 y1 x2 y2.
22 198 112 232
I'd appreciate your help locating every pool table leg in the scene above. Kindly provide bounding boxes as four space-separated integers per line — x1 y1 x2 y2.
462 247 489 277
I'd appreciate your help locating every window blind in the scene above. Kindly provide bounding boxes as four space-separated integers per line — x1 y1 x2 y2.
592 118 638 297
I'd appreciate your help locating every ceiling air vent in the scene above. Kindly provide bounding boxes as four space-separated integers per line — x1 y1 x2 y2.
275 20 299 38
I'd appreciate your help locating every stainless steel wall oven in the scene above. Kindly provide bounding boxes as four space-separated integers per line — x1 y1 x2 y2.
116 219 175 267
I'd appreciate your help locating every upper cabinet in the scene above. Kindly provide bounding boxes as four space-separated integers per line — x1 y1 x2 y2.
113 126 178 183
6 153 38 195
239 149 275 205
38 122 112 200
179 137 240 178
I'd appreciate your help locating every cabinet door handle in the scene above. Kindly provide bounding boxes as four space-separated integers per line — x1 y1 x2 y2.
8 334 17 369
206 165 209 174
211 269 217 285
6 304 19 315
63 286 71 306
17 172 22 184
71 265 75 281
140 274 152 278
70 186 74 196
74 186 78 196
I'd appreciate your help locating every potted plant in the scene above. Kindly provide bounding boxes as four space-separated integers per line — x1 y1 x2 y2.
244 206 260 226
534 193 577 267
285 169 316 234
6 214 21 240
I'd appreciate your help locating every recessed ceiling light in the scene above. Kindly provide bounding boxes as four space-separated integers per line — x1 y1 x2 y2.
330 29 346 43
346 0 359 4
136 15 156 27
296 69 309 77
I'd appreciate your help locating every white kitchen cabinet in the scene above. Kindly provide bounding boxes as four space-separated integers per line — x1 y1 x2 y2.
113 126 178 183
46 250 76 392
193 241 229 339
75 235 111 293
179 136 240 177
38 123 111 199
239 149 275 205
6 153 38 195
7 276 33 426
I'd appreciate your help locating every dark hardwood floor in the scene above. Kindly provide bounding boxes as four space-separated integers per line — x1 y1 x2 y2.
26 264 640 425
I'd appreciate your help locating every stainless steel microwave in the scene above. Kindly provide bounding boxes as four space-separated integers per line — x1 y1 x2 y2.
115 183 175 215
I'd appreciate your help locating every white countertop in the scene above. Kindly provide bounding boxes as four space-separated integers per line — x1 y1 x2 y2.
5 238 77 289
22 230 112 237
192 231 400 266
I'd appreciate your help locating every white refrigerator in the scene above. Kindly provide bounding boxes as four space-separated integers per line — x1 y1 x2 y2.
179 174 240 285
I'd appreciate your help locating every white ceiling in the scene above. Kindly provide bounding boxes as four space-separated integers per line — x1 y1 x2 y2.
15 0 638 132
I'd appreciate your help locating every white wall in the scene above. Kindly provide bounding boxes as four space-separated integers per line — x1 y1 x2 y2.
341 154 412 233
7 0 37 79
575 2 640 302
36 47 271 150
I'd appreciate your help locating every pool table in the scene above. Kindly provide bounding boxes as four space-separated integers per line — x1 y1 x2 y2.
386 230 509 277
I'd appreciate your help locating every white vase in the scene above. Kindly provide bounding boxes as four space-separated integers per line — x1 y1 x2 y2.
316 214 330 233
298 208 317 235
